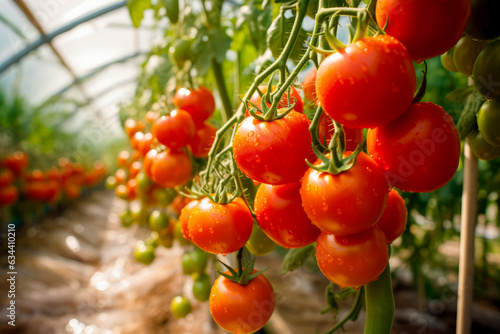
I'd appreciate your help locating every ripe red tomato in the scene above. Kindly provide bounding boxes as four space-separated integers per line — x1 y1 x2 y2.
301 152 389 236
210 270 275 334
376 189 407 244
0 185 19 206
179 200 199 243
1 151 28 177
189 122 217 158
114 168 127 185
126 179 138 200
128 161 141 179
173 86 215 126
117 150 130 168
367 102 460 193
233 111 316 185
137 132 154 157
188 197 253 254
254 182 320 248
315 227 388 289
0 169 15 188
376 0 471 61
152 110 196 149
145 111 159 123
143 149 157 178
150 150 192 188
303 68 317 102
317 114 364 151
247 85 304 116
316 35 416 129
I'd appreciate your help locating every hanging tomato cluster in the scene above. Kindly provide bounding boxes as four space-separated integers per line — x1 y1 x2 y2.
0 151 106 208
109 85 221 322
438 0 500 161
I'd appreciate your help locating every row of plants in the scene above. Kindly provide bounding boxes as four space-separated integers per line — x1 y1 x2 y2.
107 0 500 333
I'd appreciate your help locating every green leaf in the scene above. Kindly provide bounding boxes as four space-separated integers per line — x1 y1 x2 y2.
192 27 232 75
266 10 308 62
445 86 475 104
457 89 485 139
281 243 316 274
127 0 152 28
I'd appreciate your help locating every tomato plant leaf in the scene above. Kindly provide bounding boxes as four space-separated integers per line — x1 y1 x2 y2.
281 243 316 274
445 86 476 104
266 9 308 62
127 0 152 28
457 89 485 139
192 27 232 75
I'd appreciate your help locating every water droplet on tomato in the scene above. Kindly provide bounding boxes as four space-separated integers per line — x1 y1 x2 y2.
209 227 214 234
336 208 342 215
198 227 203 232
382 163 390 171
322 202 328 211
255 155 261 163
248 131 254 137
337 258 344 265
348 265 354 271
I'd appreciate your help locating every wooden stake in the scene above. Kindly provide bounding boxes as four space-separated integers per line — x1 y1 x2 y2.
457 138 478 334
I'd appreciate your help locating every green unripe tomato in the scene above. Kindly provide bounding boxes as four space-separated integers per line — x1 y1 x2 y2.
453 35 489 76
158 226 174 248
473 40 500 100
136 172 151 192
134 241 156 265
192 272 211 302
149 210 170 232
170 296 192 318
154 188 176 206
441 49 458 73
470 132 500 161
146 231 160 248
165 0 179 24
182 250 208 275
478 100 500 146
130 205 148 225
120 210 133 228
105 176 117 190
169 38 192 67
245 225 277 256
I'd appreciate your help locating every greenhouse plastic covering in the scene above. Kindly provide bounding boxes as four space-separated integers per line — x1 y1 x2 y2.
0 0 167 134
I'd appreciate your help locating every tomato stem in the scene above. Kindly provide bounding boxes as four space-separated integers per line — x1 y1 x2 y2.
363 263 394 334
322 286 365 334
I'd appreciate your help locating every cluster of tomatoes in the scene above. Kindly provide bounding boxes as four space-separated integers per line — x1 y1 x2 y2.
0 151 106 209
439 3 500 161
110 86 224 323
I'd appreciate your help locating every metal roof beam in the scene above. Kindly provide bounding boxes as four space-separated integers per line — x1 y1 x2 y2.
0 0 126 75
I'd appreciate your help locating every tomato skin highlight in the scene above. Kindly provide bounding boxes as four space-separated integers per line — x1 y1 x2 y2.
233 111 316 185
254 182 320 248
376 0 471 61
210 270 275 334
301 152 390 236
188 197 253 254
150 150 192 188
376 189 407 244
316 35 416 129
152 110 196 149
315 227 389 289
367 102 461 193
